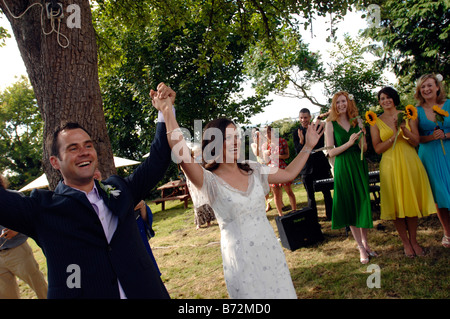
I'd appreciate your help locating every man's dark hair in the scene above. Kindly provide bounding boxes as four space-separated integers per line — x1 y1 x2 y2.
299 108 311 115
49 122 92 158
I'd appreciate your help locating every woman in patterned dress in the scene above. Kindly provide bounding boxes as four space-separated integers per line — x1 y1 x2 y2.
262 126 297 216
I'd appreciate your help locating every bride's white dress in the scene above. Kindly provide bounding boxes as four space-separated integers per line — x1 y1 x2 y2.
187 161 297 299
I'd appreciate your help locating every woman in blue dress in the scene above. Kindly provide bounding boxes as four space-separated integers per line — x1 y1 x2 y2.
414 73 450 248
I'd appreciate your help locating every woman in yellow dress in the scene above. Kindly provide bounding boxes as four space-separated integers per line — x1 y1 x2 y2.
369 87 436 257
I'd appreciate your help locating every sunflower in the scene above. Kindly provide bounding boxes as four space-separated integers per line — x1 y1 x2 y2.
433 105 449 118
393 106 416 149
365 110 377 126
405 105 418 120
431 105 448 155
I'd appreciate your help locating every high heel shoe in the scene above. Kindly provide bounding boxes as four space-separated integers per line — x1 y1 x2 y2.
366 248 378 258
361 241 378 257
358 246 369 264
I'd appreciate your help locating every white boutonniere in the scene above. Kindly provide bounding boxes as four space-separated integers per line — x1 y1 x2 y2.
98 181 121 199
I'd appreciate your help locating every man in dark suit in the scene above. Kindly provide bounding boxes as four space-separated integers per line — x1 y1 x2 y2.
0 83 174 299
293 108 333 221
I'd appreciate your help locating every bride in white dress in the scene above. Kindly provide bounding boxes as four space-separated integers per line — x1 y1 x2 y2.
151 83 323 299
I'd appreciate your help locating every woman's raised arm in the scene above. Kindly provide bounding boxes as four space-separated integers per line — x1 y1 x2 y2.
151 83 204 189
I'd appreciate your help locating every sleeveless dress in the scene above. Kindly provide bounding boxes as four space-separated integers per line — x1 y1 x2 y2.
331 121 372 229
187 161 297 299
263 138 291 187
375 118 436 220
417 100 450 209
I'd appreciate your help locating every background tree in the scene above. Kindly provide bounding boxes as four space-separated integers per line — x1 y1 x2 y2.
267 117 298 165
0 76 43 189
92 0 358 182
1 0 360 189
244 28 324 108
0 0 115 189
95 20 270 159
0 17 9 46
323 34 386 114
363 0 450 97
94 0 357 109
94 0 357 70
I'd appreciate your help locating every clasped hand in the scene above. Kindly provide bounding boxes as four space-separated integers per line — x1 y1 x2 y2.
150 83 176 112
433 128 445 140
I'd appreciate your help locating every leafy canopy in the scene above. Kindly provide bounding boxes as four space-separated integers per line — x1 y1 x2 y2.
0 76 43 189
363 0 450 96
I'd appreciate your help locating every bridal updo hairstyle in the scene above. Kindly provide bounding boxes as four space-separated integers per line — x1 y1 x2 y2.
201 117 253 174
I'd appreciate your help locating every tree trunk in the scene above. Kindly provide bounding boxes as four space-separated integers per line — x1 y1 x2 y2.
0 0 115 189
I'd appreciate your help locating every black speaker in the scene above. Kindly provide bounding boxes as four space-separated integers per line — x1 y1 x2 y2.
275 207 324 251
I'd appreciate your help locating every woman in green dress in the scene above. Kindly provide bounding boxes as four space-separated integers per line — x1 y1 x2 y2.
325 91 375 264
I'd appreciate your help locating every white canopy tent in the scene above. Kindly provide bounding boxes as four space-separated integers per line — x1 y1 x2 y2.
18 156 141 192
113 156 140 167
18 173 49 192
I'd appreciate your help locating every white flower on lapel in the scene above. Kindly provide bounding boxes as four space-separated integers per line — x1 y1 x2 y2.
98 181 121 199
109 189 121 198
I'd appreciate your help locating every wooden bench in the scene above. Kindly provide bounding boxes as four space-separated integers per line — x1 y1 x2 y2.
152 194 190 211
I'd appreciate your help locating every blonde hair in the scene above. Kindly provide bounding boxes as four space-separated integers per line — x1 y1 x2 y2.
327 91 359 127
414 73 447 106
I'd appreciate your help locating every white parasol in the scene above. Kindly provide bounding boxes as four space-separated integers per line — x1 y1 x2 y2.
18 156 141 192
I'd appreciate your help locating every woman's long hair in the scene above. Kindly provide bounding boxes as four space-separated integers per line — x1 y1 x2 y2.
414 73 447 106
201 117 253 174
327 91 359 127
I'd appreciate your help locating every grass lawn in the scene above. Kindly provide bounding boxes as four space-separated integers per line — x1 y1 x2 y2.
20 182 450 299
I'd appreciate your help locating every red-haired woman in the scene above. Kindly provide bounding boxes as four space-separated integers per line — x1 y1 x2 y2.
325 91 374 264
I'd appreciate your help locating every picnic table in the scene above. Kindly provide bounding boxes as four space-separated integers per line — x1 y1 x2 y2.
152 179 190 211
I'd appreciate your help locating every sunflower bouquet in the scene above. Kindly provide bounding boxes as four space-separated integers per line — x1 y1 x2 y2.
391 105 418 149
365 106 418 149
432 105 449 155
349 114 369 161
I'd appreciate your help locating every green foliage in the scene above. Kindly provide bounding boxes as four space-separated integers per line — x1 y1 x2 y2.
94 0 356 72
93 0 357 115
92 0 372 182
0 16 10 47
265 117 299 165
363 0 450 95
323 34 385 114
0 26 9 47
0 76 43 189
94 4 271 162
244 28 324 106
